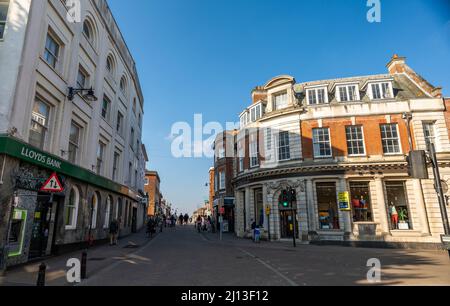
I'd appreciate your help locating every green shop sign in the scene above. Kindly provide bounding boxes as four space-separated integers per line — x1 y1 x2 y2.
0 135 138 200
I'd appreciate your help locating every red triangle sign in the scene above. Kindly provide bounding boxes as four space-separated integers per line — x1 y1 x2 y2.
40 173 64 193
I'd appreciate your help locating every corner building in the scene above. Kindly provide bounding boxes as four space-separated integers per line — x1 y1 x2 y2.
234 55 450 248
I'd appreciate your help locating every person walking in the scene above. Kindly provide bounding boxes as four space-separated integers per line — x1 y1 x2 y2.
147 217 156 238
179 214 184 225
109 218 119 246
184 213 189 225
196 215 202 233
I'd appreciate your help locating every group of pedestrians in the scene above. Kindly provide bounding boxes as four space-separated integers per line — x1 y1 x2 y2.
196 215 215 233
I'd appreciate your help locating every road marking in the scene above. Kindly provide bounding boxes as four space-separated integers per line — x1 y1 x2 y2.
238 248 298 286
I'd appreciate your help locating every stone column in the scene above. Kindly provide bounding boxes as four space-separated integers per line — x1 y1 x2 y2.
306 179 316 232
413 179 431 235
244 187 251 233
375 176 390 234
338 178 352 234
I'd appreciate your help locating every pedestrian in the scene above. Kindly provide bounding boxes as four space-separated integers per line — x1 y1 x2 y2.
196 215 202 233
251 219 257 242
184 213 189 225
109 218 119 246
179 214 184 225
147 217 156 238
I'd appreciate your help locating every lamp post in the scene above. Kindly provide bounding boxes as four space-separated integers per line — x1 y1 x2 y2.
67 87 98 102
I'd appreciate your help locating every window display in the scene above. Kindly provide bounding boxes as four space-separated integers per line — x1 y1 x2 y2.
349 182 373 222
316 182 339 230
385 181 411 230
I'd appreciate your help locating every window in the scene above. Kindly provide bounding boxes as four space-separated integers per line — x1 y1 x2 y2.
101 95 111 120
370 82 392 100
250 134 259 167
380 124 401 154
317 182 339 230
423 122 436 150
112 152 120 181
337 85 359 102
250 104 262 122
219 171 225 190
77 66 88 89
130 128 135 150
120 76 127 95
385 181 411 230
0 0 10 39
218 146 225 159
96 142 105 175
133 98 137 115
240 112 248 128
266 127 272 151
44 32 60 69
68 121 81 163
104 196 112 229
346 126 365 156
307 88 327 105
83 20 93 42
138 114 142 128
106 56 114 75
273 92 288 110
116 111 123 134
90 193 99 229
313 128 332 158
278 131 291 161
29 98 50 149
65 187 80 229
144 178 149 185
350 182 373 222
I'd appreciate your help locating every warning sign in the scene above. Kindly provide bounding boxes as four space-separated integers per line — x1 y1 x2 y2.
40 173 64 193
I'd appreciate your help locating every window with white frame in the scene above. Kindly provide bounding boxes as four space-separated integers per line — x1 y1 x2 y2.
219 171 225 190
90 193 99 229
29 97 51 149
266 127 272 151
250 133 259 167
104 196 112 229
380 124 401 154
337 85 359 102
313 128 332 158
277 131 291 161
370 82 393 100
43 31 60 69
422 121 436 150
346 126 365 156
96 142 105 175
273 92 288 110
307 87 327 105
240 112 248 128
0 0 10 39
101 95 111 120
68 121 82 164
250 104 262 122
77 66 88 89
65 186 80 229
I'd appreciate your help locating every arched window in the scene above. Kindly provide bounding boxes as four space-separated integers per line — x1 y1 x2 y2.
90 192 99 229
106 55 115 76
65 186 80 229
83 20 93 41
132 98 137 114
120 76 127 95
104 195 113 228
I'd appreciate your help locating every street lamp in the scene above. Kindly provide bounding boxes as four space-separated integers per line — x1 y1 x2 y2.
67 87 98 102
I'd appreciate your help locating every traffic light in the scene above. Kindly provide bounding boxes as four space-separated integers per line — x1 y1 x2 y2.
280 190 289 208
406 150 429 179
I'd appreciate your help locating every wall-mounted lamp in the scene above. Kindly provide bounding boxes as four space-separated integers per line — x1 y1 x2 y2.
68 87 98 102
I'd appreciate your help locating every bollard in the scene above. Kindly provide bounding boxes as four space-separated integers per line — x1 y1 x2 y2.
36 263 46 286
81 251 87 280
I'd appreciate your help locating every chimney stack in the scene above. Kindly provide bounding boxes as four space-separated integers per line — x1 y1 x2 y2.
386 54 407 74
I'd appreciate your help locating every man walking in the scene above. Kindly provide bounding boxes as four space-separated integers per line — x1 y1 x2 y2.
109 218 119 246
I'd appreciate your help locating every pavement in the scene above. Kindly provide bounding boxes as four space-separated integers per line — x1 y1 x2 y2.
1 225 450 286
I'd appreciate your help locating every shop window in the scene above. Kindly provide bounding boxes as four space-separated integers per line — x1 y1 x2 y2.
65 186 80 229
90 193 99 229
316 182 339 230
385 181 412 230
349 182 373 222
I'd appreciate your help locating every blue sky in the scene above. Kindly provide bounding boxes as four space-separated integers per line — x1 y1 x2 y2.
107 0 450 215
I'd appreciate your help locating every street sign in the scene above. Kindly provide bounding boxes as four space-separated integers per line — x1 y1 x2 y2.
40 173 64 193
265 205 271 215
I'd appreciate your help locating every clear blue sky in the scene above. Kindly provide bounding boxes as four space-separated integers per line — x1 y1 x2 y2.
107 0 450 215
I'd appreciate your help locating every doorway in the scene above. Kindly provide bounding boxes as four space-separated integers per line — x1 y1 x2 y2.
279 210 298 238
316 182 340 230
28 193 54 259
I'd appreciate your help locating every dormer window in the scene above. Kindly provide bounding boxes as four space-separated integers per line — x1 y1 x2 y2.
369 82 393 100
306 87 328 105
273 92 288 110
250 103 263 122
337 85 359 102
240 112 248 128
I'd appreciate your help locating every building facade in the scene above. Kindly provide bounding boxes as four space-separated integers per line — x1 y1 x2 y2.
233 55 450 248
0 0 147 268
213 131 237 233
144 170 161 217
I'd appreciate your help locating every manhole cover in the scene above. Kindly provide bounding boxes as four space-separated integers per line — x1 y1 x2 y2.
123 244 140 249
89 257 106 261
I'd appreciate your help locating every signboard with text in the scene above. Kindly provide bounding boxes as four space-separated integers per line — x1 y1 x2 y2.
338 192 351 211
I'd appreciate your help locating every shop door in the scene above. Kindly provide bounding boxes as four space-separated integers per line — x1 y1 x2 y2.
132 207 137 233
279 210 298 239
29 194 53 259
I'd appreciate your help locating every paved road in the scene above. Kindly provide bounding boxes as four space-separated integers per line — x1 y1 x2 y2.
80 225 450 286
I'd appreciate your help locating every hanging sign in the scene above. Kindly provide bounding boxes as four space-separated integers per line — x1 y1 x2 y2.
338 192 351 211
40 172 64 193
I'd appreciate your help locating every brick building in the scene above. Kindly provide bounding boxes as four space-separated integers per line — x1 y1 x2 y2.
144 170 161 217
208 167 215 213
233 55 450 248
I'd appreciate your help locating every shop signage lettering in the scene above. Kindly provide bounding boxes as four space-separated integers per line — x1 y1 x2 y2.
21 147 61 169
338 192 351 211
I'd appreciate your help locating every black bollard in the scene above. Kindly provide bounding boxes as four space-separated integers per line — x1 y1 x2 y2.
81 251 87 280
36 263 46 286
